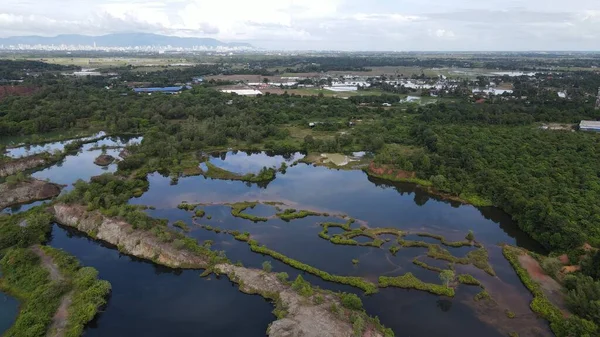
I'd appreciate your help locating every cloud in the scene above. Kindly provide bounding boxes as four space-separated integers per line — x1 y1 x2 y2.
0 0 599 50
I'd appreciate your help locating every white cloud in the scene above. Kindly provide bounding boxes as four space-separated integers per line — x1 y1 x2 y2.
0 0 599 50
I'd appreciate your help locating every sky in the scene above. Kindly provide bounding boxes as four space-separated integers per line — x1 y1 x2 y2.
1 0 600 51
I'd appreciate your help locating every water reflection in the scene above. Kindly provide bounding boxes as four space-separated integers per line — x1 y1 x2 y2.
49 225 274 337
0 293 18 335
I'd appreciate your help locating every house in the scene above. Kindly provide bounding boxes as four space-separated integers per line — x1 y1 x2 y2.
579 120 600 132
382 103 392 107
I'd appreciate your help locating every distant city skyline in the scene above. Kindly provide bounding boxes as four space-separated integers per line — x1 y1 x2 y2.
1 0 599 51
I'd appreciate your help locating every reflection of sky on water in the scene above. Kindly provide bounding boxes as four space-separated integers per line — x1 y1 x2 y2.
134 163 518 245
5 133 141 158
0 293 18 336
208 151 304 174
32 148 120 190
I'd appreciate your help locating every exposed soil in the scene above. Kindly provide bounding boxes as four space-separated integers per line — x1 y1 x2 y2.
517 253 569 314
0 86 38 101
0 155 48 177
0 179 62 209
367 163 416 179
215 264 384 337
93 154 115 166
52 204 210 268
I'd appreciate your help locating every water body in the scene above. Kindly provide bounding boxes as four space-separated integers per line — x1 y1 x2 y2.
206 150 304 174
48 225 274 337
6 150 550 336
0 293 18 335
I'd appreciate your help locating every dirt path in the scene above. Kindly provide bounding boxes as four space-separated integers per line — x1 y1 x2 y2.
31 246 64 282
30 246 72 337
518 253 569 314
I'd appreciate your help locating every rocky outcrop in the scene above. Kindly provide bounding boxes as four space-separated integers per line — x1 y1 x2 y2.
94 154 115 166
51 204 209 268
0 155 47 177
215 264 385 337
0 179 62 209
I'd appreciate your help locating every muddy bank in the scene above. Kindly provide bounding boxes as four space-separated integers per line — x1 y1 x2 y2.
215 264 385 337
0 155 48 177
51 204 209 268
0 179 62 209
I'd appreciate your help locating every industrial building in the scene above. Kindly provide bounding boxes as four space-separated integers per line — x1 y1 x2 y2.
133 86 190 94
579 120 600 132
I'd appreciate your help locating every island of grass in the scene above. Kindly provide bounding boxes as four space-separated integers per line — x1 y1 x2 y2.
275 208 323 221
201 161 277 183
229 201 269 222
379 273 455 297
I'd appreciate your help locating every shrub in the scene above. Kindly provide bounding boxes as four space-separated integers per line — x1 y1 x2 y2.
276 272 289 283
291 275 313 297
341 293 363 311
262 261 272 273
541 258 562 277
439 270 455 287
466 230 475 241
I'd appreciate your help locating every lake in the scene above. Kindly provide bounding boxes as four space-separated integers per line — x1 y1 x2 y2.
2 149 552 336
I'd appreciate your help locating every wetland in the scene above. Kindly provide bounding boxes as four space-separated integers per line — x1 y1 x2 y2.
0 143 555 337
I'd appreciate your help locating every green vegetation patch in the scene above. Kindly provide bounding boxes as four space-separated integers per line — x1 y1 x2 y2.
413 258 444 273
457 274 482 287
249 242 378 294
203 161 276 183
427 245 495 276
39 247 112 337
173 220 190 232
229 201 268 222
276 208 322 221
379 273 455 297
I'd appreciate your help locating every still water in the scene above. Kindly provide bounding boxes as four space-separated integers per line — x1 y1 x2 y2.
0 293 18 335
3 150 551 336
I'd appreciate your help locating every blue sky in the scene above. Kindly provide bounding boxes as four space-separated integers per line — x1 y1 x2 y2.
1 0 600 50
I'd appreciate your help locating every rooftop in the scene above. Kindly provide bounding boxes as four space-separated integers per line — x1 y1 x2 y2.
580 120 600 128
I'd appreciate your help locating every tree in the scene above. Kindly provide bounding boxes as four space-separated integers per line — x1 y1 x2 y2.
466 230 475 242
439 270 455 287
263 77 269 84
262 261 272 272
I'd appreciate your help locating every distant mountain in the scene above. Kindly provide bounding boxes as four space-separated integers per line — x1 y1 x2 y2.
0 33 253 49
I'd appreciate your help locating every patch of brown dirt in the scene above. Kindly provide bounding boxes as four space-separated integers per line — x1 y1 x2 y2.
0 179 62 209
367 162 415 179
561 265 581 274
31 245 64 282
557 254 569 265
0 86 38 101
518 254 569 315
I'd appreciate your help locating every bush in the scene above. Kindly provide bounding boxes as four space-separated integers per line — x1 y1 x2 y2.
341 293 363 311
541 257 562 277
291 275 313 297
466 230 475 241
262 261 272 272
276 272 289 283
